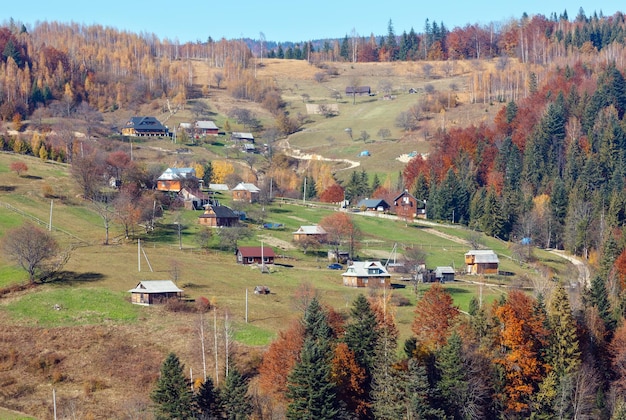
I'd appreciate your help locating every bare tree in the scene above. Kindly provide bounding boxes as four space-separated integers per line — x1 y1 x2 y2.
213 72 224 89
92 195 115 245
377 128 391 141
2 224 60 283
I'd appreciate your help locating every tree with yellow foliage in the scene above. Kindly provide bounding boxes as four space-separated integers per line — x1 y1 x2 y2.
211 161 234 184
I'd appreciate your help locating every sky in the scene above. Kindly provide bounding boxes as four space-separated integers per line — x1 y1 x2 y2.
3 1 625 44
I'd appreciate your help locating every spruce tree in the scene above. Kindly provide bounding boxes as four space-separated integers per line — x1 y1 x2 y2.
406 358 445 419
196 376 221 419
220 367 252 420
547 285 581 377
436 332 469 419
151 353 194 420
286 298 339 419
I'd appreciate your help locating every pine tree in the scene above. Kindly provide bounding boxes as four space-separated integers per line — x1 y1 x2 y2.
547 285 581 377
286 298 339 419
220 367 252 420
588 275 615 332
370 174 381 194
151 353 194 420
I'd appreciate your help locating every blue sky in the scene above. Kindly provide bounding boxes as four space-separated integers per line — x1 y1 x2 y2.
3 1 625 43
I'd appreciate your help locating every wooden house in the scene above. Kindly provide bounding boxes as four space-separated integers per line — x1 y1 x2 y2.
435 266 455 282
121 116 169 137
356 198 390 212
195 121 219 136
342 261 391 288
157 168 197 192
236 246 275 265
232 182 260 203
293 225 327 242
198 205 239 227
465 250 499 275
128 280 183 305
393 190 426 219
180 187 213 210
345 86 371 96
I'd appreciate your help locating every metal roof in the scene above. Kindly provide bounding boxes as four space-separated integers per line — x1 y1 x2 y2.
128 280 183 294
465 250 499 264
293 225 327 235
158 167 196 180
232 182 260 192
195 121 218 130
342 261 390 277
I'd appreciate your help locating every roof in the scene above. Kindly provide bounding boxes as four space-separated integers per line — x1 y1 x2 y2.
237 246 276 258
342 261 390 277
293 225 327 235
128 280 183 294
158 167 196 181
180 187 210 200
200 205 238 219
231 132 254 140
357 198 389 208
125 116 167 132
465 250 499 264
232 182 260 193
393 189 417 202
435 266 455 275
209 183 229 191
195 121 218 130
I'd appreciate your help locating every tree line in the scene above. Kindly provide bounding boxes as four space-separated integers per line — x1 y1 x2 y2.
150 280 626 419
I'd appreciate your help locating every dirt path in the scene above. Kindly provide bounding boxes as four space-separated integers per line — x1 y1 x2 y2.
276 138 360 171
548 249 591 288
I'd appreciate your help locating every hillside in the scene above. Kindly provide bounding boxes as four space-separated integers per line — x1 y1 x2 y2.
0 149 576 418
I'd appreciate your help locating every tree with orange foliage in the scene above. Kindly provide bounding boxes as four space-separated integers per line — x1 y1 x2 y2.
412 283 459 351
319 183 344 203
494 290 549 415
257 319 304 403
331 342 367 415
9 161 28 177
609 322 626 394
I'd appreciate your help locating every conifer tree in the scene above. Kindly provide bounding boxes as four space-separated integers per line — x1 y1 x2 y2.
220 367 252 420
286 298 339 419
196 376 221 419
151 353 194 420
406 358 445 419
547 285 581 377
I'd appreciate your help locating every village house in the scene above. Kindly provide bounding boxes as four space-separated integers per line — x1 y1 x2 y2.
393 190 427 219
232 182 260 203
157 168 197 192
128 280 183 305
356 198 390 212
121 116 169 137
180 187 213 210
195 120 219 137
236 246 275 265
198 204 239 227
293 225 328 242
342 261 391 288
465 250 499 275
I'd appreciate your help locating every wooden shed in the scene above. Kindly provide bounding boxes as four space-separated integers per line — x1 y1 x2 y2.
128 280 183 305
